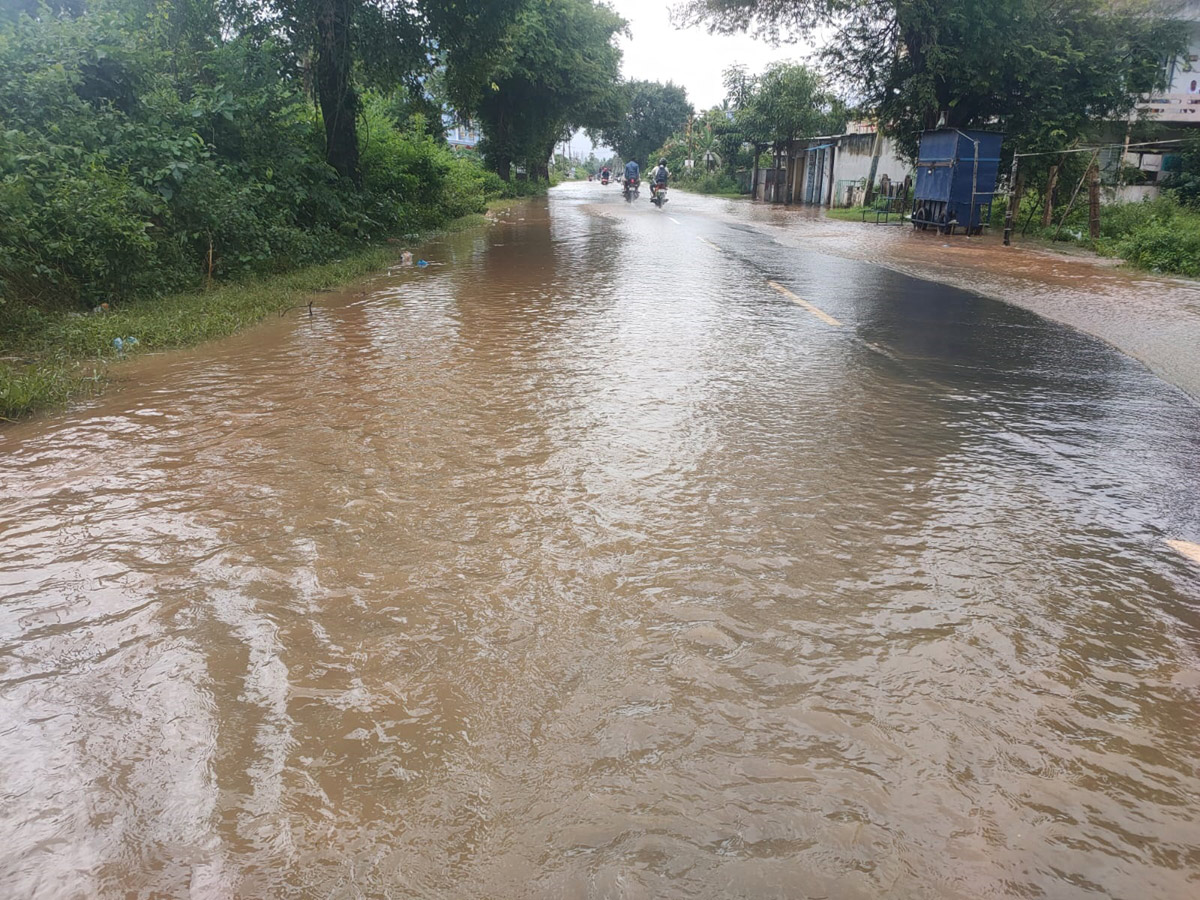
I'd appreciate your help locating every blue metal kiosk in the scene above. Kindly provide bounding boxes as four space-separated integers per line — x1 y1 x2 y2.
911 130 1004 235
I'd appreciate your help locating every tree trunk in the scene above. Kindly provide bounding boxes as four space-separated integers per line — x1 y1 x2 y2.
1088 164 1101 240
1041 164 1059 228
315 0 359 185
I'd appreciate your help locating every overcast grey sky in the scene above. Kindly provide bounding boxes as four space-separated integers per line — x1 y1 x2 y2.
606 0 805 110
567 0 811 158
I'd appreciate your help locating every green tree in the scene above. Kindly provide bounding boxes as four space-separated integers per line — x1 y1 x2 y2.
265 0 530 184
1165 136 1200 209
595 80 694 166
463 0 625 181
0 0 513 309
678 0 1179 160
734 62 843 150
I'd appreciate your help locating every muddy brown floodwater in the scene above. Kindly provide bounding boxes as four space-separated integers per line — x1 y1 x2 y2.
3 183 1200 899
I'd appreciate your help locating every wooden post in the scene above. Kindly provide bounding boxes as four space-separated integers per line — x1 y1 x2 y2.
1042 164 1059 228
1088 163 1101 240
785 138 795 205
825 144 836 208
1051 149 1100 243
773 143 782 202
1003 156 1022 246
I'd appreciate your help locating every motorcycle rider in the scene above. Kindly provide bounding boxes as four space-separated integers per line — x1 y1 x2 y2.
650 158 670 201
600 165 611 183
623 159 640 194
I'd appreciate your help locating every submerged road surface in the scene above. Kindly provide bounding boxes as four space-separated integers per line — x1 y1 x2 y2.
3 182 1200 899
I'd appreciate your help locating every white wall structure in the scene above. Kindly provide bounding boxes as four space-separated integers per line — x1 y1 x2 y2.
1139 0 1200 125
789 127 911 208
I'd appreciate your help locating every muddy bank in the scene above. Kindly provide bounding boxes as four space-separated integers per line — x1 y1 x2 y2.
719 203 1200 402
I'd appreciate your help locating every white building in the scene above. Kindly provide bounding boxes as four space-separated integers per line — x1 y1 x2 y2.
444 118 481 150
1138 0 1200 127
763 123 911 208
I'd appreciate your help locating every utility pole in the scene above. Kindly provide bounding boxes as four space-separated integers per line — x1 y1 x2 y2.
1003 155 1022 246
687 114 694 170
864 125 884 207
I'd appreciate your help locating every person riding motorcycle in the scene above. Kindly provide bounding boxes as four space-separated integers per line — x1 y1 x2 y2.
650 159 669 202
624 163 643 201
600 165 611 183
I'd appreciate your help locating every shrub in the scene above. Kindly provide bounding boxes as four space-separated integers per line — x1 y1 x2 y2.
0 11 499 312
1111 217 1200 276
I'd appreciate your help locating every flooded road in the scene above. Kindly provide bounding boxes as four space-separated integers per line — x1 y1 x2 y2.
3 182 1200 899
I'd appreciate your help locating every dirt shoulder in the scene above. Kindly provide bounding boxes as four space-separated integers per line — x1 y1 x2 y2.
730 205 1200 402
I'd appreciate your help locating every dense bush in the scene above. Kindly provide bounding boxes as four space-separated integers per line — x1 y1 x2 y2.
677 171 745 195
1163 137 1200 210
1001 185 1200 278
1098 200 1200 277
0 6 505 311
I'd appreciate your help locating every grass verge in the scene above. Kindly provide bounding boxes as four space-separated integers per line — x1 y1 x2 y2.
824 206 896 222
1 213 492 422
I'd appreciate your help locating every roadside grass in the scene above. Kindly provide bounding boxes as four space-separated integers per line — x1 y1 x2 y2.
485 196 536 214
824 206 876 222
0 213 494 421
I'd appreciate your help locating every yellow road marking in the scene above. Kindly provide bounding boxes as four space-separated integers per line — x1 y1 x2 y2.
1168 540 1200 566
767 281 843 327
698 237 723 253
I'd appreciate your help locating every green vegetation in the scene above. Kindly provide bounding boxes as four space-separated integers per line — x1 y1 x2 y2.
461 0 624 182
1006 193 1200 279
678 0 1179 163
989 141 1200 276
594 81 694 167
719 62 843 158
3 0 1194 424
650 62 842 197
0 1 541 313
823 206 876 222
0 0 627 419
0 214 495 419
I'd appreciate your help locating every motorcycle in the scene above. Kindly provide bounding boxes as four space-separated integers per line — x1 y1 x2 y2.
623 177 640 203
650 181 668 208
601 173 610 185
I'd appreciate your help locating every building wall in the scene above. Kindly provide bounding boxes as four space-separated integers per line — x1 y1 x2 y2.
830 133 909 185
1141 2 1200 124
444 117 481 149
789 131 911 207
1166 1 1200 93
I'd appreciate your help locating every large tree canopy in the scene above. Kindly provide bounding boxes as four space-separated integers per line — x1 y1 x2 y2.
595 80 694 166
677 0 1180 158
461 0 625 181
730 61 844 148
262 0 531 183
